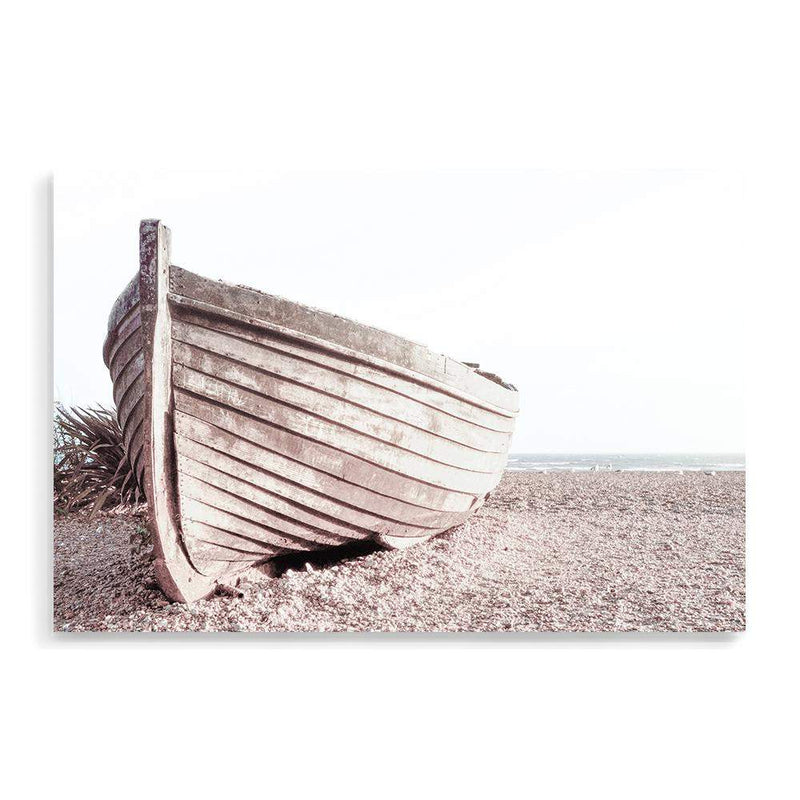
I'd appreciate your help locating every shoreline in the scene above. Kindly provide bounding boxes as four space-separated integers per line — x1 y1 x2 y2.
54 470 745 633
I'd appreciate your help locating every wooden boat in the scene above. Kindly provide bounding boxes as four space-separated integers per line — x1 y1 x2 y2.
103 220 519 601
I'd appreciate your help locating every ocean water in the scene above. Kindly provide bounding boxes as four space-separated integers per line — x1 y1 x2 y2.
506 453 745 472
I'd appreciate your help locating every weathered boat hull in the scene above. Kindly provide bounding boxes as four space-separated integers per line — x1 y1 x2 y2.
104 220 519 601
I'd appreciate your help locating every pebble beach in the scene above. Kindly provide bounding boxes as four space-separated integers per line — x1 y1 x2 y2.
53 471 745 633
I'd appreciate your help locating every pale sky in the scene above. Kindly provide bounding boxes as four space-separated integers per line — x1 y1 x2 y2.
54 170 745 454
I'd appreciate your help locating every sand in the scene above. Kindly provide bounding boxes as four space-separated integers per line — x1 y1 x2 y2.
53 471 745 633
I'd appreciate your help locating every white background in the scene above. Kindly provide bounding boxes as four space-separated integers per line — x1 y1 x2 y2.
4 2 799 799
56 169 745 453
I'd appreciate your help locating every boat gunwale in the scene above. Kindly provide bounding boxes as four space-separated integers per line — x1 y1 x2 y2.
105 267 519 416
171 307 516 434
168 291 519 418
173 265 520 391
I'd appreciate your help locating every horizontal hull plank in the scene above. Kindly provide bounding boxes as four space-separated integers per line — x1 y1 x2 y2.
104 311 142 369
175 435 444 540
110 305 142 349
122 402 145 450
168 274 519 414
171 309 516 434
172 319 511 451
128 429 147 481
178 493 332 553
112 355 145 411
108 328 144 382
116 376 145 433
106 304 142 355
182 544 275 578
173 392 491 510
177 447 373 541
182 519 281 558
133 457 147 491
174 365 503 494
172 339 508 471
178 472 353 549
174 410 476 524
182 521 281 577
118 398 148 490
192 547 272 564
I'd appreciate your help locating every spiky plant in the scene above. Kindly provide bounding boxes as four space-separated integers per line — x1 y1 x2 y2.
53 403 143 516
